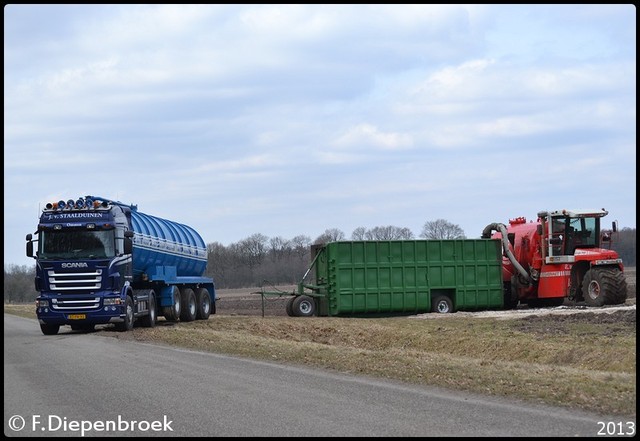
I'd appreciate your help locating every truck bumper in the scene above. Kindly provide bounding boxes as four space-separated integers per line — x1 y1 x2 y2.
36 308 125 326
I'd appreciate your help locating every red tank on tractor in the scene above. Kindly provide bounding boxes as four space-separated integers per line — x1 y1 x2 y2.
482 209 627 308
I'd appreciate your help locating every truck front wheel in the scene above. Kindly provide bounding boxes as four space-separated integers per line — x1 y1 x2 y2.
40 324 60 335
116 296 134 331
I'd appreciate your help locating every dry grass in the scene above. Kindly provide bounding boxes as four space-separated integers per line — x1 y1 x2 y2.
5 304 635 418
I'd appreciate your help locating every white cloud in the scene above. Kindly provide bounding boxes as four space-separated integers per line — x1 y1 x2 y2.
332 123 413 151
3 4 636 268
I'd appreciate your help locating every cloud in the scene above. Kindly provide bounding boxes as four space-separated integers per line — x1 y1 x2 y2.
3 4 636 269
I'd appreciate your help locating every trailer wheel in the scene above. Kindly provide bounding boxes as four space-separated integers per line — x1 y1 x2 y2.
163 286 181 322
195 288 211 320
180 288 197 322
432 295 453 314
292 295 316 317
116 296 134 331
141 292 157 328
285 296 295 316
40 324 60 335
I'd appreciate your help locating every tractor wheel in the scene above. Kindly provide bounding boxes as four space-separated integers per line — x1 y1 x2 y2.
582 268 627 306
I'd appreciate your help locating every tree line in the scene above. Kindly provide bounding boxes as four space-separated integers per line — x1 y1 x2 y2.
4 222 636 303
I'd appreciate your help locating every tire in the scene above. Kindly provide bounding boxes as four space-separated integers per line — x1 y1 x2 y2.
141 292 157 328
292 295 316 317
431 295 453 313
116 296 134 332
163 286 181 321
40 324 60 335
285 296 295 316
582 268 628 306
180 288 197 322
195 288 211 320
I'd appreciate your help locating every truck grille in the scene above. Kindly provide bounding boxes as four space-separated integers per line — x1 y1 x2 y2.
48 269 102 291
51 297 101 311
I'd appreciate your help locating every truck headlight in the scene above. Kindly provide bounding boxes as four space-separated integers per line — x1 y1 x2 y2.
36 299 49 307
103 297 122 306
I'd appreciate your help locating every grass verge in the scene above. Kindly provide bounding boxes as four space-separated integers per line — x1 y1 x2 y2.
4 304 636 418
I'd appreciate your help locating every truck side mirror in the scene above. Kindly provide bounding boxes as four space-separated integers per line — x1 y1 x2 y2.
612 221 618 233
536 224 543 236
124 230 133 254
26 234 33 258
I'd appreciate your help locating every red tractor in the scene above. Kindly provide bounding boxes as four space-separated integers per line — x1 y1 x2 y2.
482 209 628 308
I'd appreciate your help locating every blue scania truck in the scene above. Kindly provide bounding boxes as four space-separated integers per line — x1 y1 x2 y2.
26 195 216 335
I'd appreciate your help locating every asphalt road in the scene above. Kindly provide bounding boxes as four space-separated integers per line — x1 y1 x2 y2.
4 314 635 437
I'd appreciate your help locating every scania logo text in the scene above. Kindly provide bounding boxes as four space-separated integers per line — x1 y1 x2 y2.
61 262 89 268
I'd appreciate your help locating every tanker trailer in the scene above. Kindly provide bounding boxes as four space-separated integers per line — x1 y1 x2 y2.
481 209 627 308
26 195 216 335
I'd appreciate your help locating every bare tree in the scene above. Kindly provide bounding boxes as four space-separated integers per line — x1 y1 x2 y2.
239 233 269 268
3 264 38 303
351 226 367 240
365 226 415 240
420 219 466 239
268 236 290 262
314 228 345 245
290 234 312 260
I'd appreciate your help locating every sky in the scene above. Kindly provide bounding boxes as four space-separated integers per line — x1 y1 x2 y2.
4 4 636 268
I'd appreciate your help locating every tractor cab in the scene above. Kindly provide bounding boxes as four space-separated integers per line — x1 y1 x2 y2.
537 209 611 263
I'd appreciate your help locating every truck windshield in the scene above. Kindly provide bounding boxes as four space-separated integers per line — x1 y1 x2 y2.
566 217 598 252
39 229 116 259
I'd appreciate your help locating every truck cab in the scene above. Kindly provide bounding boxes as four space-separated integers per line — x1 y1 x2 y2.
27 197 137 334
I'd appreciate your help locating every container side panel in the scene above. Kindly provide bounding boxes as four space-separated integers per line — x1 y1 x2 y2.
325 240 502 316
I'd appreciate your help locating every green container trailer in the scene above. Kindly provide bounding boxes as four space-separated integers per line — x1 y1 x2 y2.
269 239 505 317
